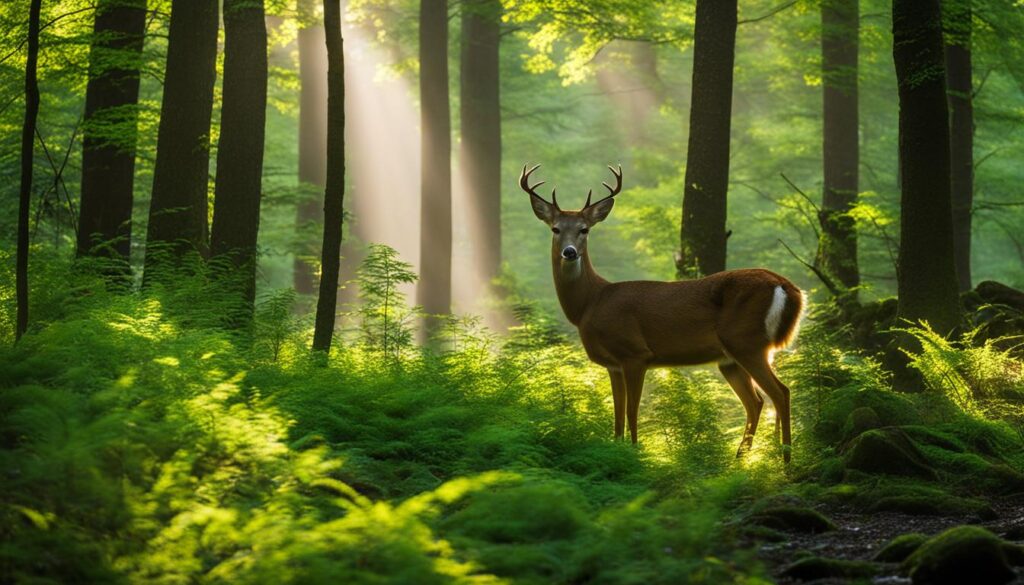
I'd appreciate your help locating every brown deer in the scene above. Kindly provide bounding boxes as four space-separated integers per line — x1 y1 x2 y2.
521 164 803 461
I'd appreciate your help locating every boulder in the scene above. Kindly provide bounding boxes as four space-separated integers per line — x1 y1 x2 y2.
843 427 937 480
904 526 1017 585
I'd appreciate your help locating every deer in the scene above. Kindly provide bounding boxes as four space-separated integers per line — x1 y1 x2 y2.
521 164 804 462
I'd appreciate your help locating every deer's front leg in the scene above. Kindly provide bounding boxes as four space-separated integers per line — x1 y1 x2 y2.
623 364 648 444
608 368 626 439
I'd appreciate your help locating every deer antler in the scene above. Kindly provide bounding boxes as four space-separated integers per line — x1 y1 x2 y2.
520 164 559 208
584 165 623 208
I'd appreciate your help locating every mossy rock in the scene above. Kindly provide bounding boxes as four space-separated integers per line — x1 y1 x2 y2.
817 387 922 446
841 406 882 443
874 533 928 563
843 427 938 480
825 480 996 520
904 526 1017 585
780 556 879 581
901 425 966 453
746 506 836 534
735 524 788 543
869 495 997 520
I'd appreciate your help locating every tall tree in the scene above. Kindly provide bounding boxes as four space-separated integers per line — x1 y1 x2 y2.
676 0 737 278
17 0 42 340
417 0 452 334
312 0 346 353
893 0 961 334
77 0 147 271
143 0 219 278
944 0 973 292
817 0 860 292
210 0 268 321
460 0 502 292
294 0 329 296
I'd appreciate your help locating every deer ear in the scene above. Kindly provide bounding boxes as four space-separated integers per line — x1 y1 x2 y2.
530 194 557 225
582 197 614 224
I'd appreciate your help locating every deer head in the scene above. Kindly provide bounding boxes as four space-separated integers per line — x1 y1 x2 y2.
520 164 623 262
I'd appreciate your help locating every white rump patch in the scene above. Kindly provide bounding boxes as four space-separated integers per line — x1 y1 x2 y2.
765 285 787 341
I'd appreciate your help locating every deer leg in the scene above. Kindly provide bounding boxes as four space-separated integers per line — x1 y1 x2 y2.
718 360 763 457
623 364 647 445
734 354 793 463
608 368 626 440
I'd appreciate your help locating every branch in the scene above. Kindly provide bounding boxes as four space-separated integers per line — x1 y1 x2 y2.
778 238 841 297
739 0 798 25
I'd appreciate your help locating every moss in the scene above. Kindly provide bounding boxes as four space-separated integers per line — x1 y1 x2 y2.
780 556 879 581
843 427 938 480
901 425 966 452
904 526 1017 585
869 495 997 520
841 406 882 443
735 524 788 543
824 480 996 520
746 506 836 534
919 444 1024 495
817 387 922 445
874 533 928 562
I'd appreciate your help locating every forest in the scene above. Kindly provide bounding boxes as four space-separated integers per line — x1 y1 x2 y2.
2 0 1024 583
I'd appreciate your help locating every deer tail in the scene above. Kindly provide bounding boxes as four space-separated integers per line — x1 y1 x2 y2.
765 282 804 351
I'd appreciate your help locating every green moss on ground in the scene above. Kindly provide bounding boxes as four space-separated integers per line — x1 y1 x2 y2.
843 427 938 480
823 481 996 520
903 526 1018 585
745 506 837 534
780 556 879 581
873 533 928 562
841 406 883 443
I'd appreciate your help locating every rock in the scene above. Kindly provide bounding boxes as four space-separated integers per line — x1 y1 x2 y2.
904 526 1017 585
975 281 1024 311
874 533 928 563
868 495 997 520
780 556 879 581
843 427 938 480
746 506 836 534
841 406 882 443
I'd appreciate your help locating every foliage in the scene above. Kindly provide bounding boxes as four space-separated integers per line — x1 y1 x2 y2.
352 243 419 359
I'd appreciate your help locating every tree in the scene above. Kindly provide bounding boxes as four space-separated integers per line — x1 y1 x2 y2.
143 0 219 278
460 0 502 292
817 0 860 292
209 0 268 323
677 0 737 278
893 0 961 335
77 0 147 273
417 0 452 334
16 0 42 340
294 0 328 296
312 0 346 353
944 0 973 292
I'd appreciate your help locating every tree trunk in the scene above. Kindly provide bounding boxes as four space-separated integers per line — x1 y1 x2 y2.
294 3 328 296
16 0 42 341
77 0 146 274
143 0 218 279
944 0 973 292
312 0 346 353
417 0 452 336
893 0 961 335
818 0 860 292
460 0 502 293
210 0 268 322
677 0 737 278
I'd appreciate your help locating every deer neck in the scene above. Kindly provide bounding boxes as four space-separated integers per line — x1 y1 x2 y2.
551 246 607 327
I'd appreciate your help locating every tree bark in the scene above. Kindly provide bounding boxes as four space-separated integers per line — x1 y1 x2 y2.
460 0 502 292
77 0 147 273
210 0 268 322
143 0 218 279
417 0 452 336
818 0 860 292
893 0 961 335
17 0 42 341
944 0 973 292
677 0 737 278
312 0 346 353
294 2 328 296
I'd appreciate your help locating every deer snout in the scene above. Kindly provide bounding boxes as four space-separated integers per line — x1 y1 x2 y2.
561 245 579 261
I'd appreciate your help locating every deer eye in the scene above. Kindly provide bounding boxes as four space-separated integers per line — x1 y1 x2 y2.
551 227 560 234
580 228 589 235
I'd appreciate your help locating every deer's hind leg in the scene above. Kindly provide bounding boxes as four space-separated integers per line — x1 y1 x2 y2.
718 360 763 457
732 354 792 463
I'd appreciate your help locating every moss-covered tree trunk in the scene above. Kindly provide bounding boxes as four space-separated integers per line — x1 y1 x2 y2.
460 0 502 292
417 0 452 336
210 0 268 324
77 0 146 274
294 0 328 297
312 0 346 353
677 0 737 278
143 0 218 280
16 0 42 341
944 0 973 292
817 0 860 292
893 0 961 335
